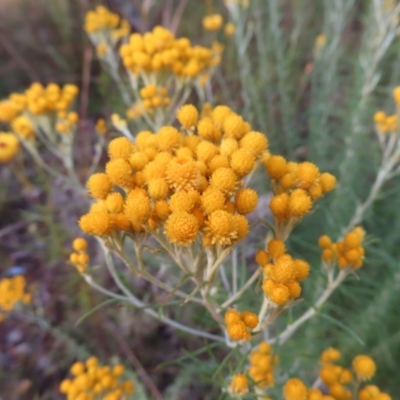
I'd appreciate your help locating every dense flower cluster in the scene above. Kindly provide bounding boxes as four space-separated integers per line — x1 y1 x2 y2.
79 105 266 247
228 373 248 396
256 239 310 305
225 309 259 341
120 26 222 81
84 5 130 39
69 238 90 273
248 342 277 389
0 275 31 321
60 357 133 400
0 133 20 163
265 157 336 228
318 226 365 269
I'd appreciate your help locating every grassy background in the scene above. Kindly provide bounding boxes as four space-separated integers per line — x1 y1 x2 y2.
1 0 399 398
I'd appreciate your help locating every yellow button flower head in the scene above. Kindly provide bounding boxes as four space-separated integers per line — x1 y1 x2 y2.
0 275 31 321
270 193 289 221
223 113 248 139
352 355 376 381
289 189 312 217
164 212 199 245
319 172 336 193
330 383 351 400
79 211 114 236
272 254 296 283
114 213 131 231
318 235 332 248
263 279 290 305
210 167 238 195
166 157 200 191
177 104 198 129
227 320 251 341
197 117 221 142
224 309 241 324
283 378 308 400
296 161 320 189
0 100 20 122
359 385 391 400
266 155 287 180
201 187 226 214
108 137 135 160
147 178 169 200
86 173 112 199
204 209 237 245
220 138 239 157
228 373 248 395
105 192 125 213
0 133 19 163
286 280 301 298
129 152 149 171
230 148 255 177
293 259 310 281
241 311 259 328
232 214 249 241
203 14 223 31
196 140 220 162
240 131 268 158
235 188 258 215
156 126 182 152
212 105 232 128
224 22 236 36
154 200 171 220
136 130 156 150
169 190 198 213
267 239 286 259
125 190 151 224
256 250 270 266
72 238 88 252
106 159 133 187
308 388 324 400
11 115 35 139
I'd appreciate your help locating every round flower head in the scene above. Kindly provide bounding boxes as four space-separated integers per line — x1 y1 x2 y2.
293 259 310 281
286 281 301 298
0 133 19 163
169 190 198 213
105 192 125 213
156 126 181 152
205 209 237 245
208 155 229 175
233 214 249 242
241 311 259 328
72 238 88 252
197 118 221 142
283 378 308 400
164 212 199 246
266 155 287 180
227 320 250 341
318 235 332 248
196 140 219 162
136 130 156 150
220 138 239 157
143 160 166 181
106 158 133 187
209 167 237 195
203 14 223 31
114 213 131 231
184 135 201 151
230 148 255 177
201 187 226 214
234 188 258 215
289 189 312 217
154 200 171 220
281 173 296 190
270 193 289 221
79 211 113 236
320 172 336 193
166 158 200 191
352 355 376 381
330 383 351 400
256 250 270 266
272 254 296 283
267 239 286 259
175 146 194 161
177 104 198 129
296 161 319 189
212 105 232 128
225 309 241 324
124 190 151 224
108 137 135 160
86 173 112 199
223 113 248 139
263 279 290 305
228 374 248 395
129 152 149 171
240 131 268 158
147 178 169 200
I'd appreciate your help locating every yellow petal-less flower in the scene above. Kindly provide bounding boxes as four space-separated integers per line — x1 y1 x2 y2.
164 212 199 245
353 355 376 381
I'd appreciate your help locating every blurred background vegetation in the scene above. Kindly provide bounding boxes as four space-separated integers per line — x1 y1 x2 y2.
1 0 399 399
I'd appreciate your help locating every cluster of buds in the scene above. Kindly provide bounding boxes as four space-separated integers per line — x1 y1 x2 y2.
69 238 90 273
265 157 336 236
256 239 310 305
284 378 334 400
79 104 266 249
0 133 20 163
59 357 134 400
248 342 277 389
0 275 32 321
120 26 221 79
318 226 365 269
225 309 259 341
84 5 130 41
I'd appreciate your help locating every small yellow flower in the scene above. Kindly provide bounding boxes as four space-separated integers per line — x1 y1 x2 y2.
86 173 113 200
353 355 376 381
177 104 199 129
228 373 248 395
164 212 199 246
283 378 308 400
0 133 19 163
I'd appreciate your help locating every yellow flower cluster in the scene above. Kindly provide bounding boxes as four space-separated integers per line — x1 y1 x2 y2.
95 119 107 136
0 275 31 321
0 133 20 163
284 377 337 400
257 239 310 305
120 26 221 79
0 96 24 123
248 342 277 388
11 115 35 139
373 86 400 133
79 105 266 247
359 386 392 400
127 84 171 119
265 157 336 224
318 226 365 269
203 14 223 31
228 373 248 396
59 357 133 400
69 238 90 273
84 6 123 34
225 309 259 341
